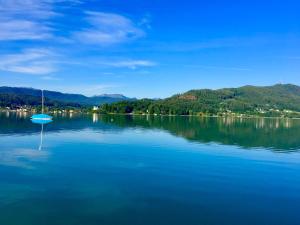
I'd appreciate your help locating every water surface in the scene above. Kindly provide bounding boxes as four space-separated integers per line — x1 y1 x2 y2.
0 112 300 225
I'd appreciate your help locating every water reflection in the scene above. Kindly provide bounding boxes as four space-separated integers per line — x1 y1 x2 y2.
93 113 98 123
220 116 293 129
0 112 300 152
99 115 300 152
0 147 49 169
31 119 52 151
1 112 300 225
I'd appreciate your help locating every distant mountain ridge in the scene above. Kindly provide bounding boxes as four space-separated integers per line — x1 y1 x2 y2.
2 84 300 116
0 86 134 106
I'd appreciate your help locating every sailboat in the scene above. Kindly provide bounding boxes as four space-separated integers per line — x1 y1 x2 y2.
31 90 53 121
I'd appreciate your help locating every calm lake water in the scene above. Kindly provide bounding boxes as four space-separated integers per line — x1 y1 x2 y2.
0 112 300 225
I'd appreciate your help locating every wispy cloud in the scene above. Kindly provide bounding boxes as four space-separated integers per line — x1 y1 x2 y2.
0 0 81 41
0 48 57 74
0 19 52 41
97 59 156 69
74 11 145 45
0 1 154 77
0 0 58 19
0 0 81 18
41 75 61 81
0 0 54 41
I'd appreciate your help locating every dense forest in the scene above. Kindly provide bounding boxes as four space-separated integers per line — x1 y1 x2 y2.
99 84 300 116
0 93 81 109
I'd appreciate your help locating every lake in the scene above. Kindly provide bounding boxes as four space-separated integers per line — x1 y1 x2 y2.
0 112 300 225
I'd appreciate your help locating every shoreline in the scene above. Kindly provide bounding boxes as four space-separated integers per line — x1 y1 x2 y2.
2 109 300 120
96 113 300 120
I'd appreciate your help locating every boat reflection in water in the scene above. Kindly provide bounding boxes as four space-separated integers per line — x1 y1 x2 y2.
31 119 53 150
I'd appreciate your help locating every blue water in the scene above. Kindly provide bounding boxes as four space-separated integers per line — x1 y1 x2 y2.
0 113 300 225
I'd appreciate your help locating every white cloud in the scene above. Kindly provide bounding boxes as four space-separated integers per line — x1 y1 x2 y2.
0 0 54 41
0 19 52 41
0 0 80 18
0 0 81 41
106 60 156 69
74 11 145 45
0 48 57 74
0 1 154 77
96 59 156 69
41 75 61 80
0 2 145 44
0 0 57 19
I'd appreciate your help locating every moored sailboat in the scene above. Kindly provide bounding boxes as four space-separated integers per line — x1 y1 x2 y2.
31 90 53 121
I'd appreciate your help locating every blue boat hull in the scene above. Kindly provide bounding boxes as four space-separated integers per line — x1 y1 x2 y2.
31 114 53 121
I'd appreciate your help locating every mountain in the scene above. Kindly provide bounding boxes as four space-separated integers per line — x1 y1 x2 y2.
0 87 133 106
2 84 300 116
0 93 81 108
88 94 131 105
99 84 300 116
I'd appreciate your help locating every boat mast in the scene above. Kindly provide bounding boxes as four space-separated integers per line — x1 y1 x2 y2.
42 89 44 114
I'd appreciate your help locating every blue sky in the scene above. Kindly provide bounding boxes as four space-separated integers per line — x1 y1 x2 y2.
0 0 299 98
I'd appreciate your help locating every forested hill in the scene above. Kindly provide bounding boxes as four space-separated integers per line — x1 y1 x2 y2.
0 93 81 108
0 87 133 106
100 84 300 116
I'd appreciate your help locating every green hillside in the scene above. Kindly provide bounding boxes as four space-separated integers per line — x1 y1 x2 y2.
0 93 81 109
99 84 300 117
